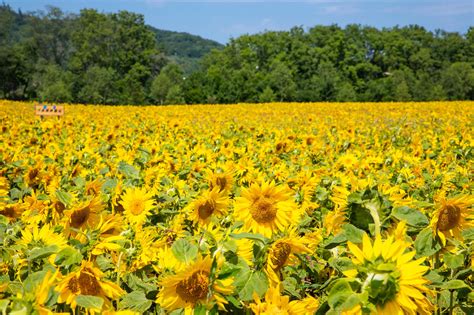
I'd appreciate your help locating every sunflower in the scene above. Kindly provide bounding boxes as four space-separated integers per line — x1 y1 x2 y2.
120 187 155 226
323 185 352 235
208 168 234 193
102 310 140 315
91 235 124 256
64 197 103 239
0 202 25 222
0 176 9 200
22 192 49 224
323 209 346 236
85 178 104 196
235 237 255 266
249 284 318 315
0 281 7 298
330 185 350 212
386 220 411 247
18 223 67 249
337 153 359 170
154 246 186 273
34 271 59 315
111 182 125 213
233 181 300 237
344 234 433 314
56 260 124 311
24 161 45 187
189 187 229 225
97 213 125 238
152 214 188 250
127 228 162 272
91 215 125 256
429 194 474 246
265 234 310 285
156 256 234 312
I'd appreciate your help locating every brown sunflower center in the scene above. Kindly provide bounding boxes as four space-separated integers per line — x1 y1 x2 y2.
198 200 215 220
1 206 17 218
67 277 80 294
437 204 461 231
28 168 39 181
115 198 125 213
271 242 291 270
78 269 101 295
251 197 277 223
54 201 65 214
215 176 227 191
276 142 286 152
70 207 90 228
176 271 210 304
130 200 144 216
86 186 99 196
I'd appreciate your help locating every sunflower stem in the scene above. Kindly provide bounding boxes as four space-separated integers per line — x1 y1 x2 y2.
116 251 123 285
448 289 454 315
434 238 441 315
366 203 381 236
448 268 455 315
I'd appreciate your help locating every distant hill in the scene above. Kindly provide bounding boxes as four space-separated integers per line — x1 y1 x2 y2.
0 4 222 75
150 27 223 73
150 27 223 58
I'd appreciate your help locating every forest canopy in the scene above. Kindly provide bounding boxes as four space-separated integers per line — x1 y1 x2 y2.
1 4 473 104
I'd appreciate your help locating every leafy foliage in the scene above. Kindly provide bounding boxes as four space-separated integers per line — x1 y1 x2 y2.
0 4 473 104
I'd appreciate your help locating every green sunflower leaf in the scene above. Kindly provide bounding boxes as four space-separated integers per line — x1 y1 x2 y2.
443 253 464 270
462 228 474 241
28 245 59 261
229 232 268 244
118 161 140 179
391 206 429 228
118 291 152 313
328 279 354 310
75 295 104 311
171 239 198 264
55 190 74 207
414 227 441 258
54 247 83 267
234 268 268 301
439 280 469 290
0 299 9 314
342 224 365 243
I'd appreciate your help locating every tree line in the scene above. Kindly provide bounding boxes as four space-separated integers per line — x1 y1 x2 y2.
1 4 473 105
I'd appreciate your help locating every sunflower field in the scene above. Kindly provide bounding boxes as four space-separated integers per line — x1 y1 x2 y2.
0 100 473 314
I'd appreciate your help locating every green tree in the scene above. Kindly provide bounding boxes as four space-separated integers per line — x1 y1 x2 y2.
119 63 151 104
267 58 296 101
411 73 447 101
34 63 73 102
150 63 184 104
1 4 473 103
309 62 340 101
77 66 118 104
259 86 277 103
389 70 413 101
335 82 357 102
441 62 474 100
165 85 185 104
0 46 30 99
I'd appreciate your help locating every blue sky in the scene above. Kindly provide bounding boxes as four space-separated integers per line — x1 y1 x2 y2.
6 0 474 44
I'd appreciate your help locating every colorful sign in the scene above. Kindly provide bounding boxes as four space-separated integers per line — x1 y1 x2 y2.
35 104 64 116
